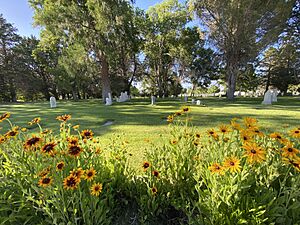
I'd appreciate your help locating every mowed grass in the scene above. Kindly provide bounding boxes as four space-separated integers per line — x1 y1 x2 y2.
1 96 300 168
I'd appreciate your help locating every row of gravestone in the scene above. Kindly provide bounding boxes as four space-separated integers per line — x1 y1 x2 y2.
105 91 130 105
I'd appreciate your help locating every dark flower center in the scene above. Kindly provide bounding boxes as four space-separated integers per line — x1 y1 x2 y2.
288 148 293 152
87 172 93 177
230 162 235 166
94 186 100 191
28 137 40 145
276 135 282 139
251 149 256 154
42 177 51 184
57 164 63 169
69 146 81 155
295 130 299 134
143 163 150 169
67 178 77 187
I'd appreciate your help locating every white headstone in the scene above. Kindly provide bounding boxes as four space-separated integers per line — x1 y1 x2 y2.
105 93 112 106
184 94 188 102
196 100 201 105
151 96 156 105
272 89 278 102
262 90 273 105
50 96 56 108
191 99 195 104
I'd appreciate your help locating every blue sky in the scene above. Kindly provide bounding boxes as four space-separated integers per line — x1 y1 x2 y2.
0 0 163 37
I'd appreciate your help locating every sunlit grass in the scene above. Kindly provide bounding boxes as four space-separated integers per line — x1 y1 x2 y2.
1 96 300 168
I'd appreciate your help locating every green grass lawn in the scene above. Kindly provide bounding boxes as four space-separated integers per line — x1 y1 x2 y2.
1 96 300 167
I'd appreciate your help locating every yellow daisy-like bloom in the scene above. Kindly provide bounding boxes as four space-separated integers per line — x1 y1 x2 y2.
289 128 300 138
242 142 266 163
207 129 217 138
81 129 94 139
68 145 83 157
142 161 151 171
67 136 79 145
90 183 103 196
283 156 300 172
70 167 84 180
151 187 158 195
270 132 284 140
24 135 42 150
223 156 241 173
167 115 174 123
38 176 52 187
0 135 6 144
0 112 10 122
56 114 71 122
152 170 160 178
282 143 299 158
231 120 241 131
240 130 253 142
219 124 230 134
170 139 178 145
181 106 191 113
250 127 264 137
73 125 80 130
243 117 257 128
175 111 182 116
38 167 51 177
63 174 80 190
41 142 56 155
85 168 97 181
28 117 41 125
56 161 65 171
4 129 18 139
208 163 224 175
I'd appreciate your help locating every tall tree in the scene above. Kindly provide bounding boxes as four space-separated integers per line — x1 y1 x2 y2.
30 0 137 103
143 0 189 97
190 0 295 100
0 14 20 102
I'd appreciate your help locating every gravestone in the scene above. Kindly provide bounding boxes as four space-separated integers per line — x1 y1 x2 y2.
117 91 129 102
196 100 201 105
50 96 56 108
184 94 188 102
272 89 278 102
262 89 273 105
191 99 195 104
151 96 156 105
105 93 112 106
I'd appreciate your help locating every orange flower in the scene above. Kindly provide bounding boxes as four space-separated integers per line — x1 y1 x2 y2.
0 112 10 122
81 129 94 139
63 174 80 190
223 156 241 173
38 176 52 187
142 161 151 171
24 135 42 150
56 114 71 122
208 163 224 175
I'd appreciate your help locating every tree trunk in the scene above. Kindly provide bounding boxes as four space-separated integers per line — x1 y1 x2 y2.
226 63 238 100
97 51 111 103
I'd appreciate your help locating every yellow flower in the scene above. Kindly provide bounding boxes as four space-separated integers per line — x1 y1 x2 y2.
243 117 257 128
170 139 178 145
289 128 300 138
151 187 158 195
4 129 18 139
24 135 42 150
282 143 299 158
239 129 253 142
67 136 79 145
249 126 264 137
181 106 190 113
207 129 218 138
56 161 65 171
70 168 84 180
56 114 71 122
90 183 103 196
38 167 51 177
73 125 80 130
283 156 300 172
0 112 10 122
38 176 52 187
223 156 241 173
68 145 83 157
41 142 56 155
242 142 266 164
208 163 224 175
142 161 151 171
63 174 80 190
231 120 241 130
0 135 6 144
167 115 174 123
152 170 160 178
219 124 230 134
270 132 284 140
81 129 94 139
85 168 97 181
